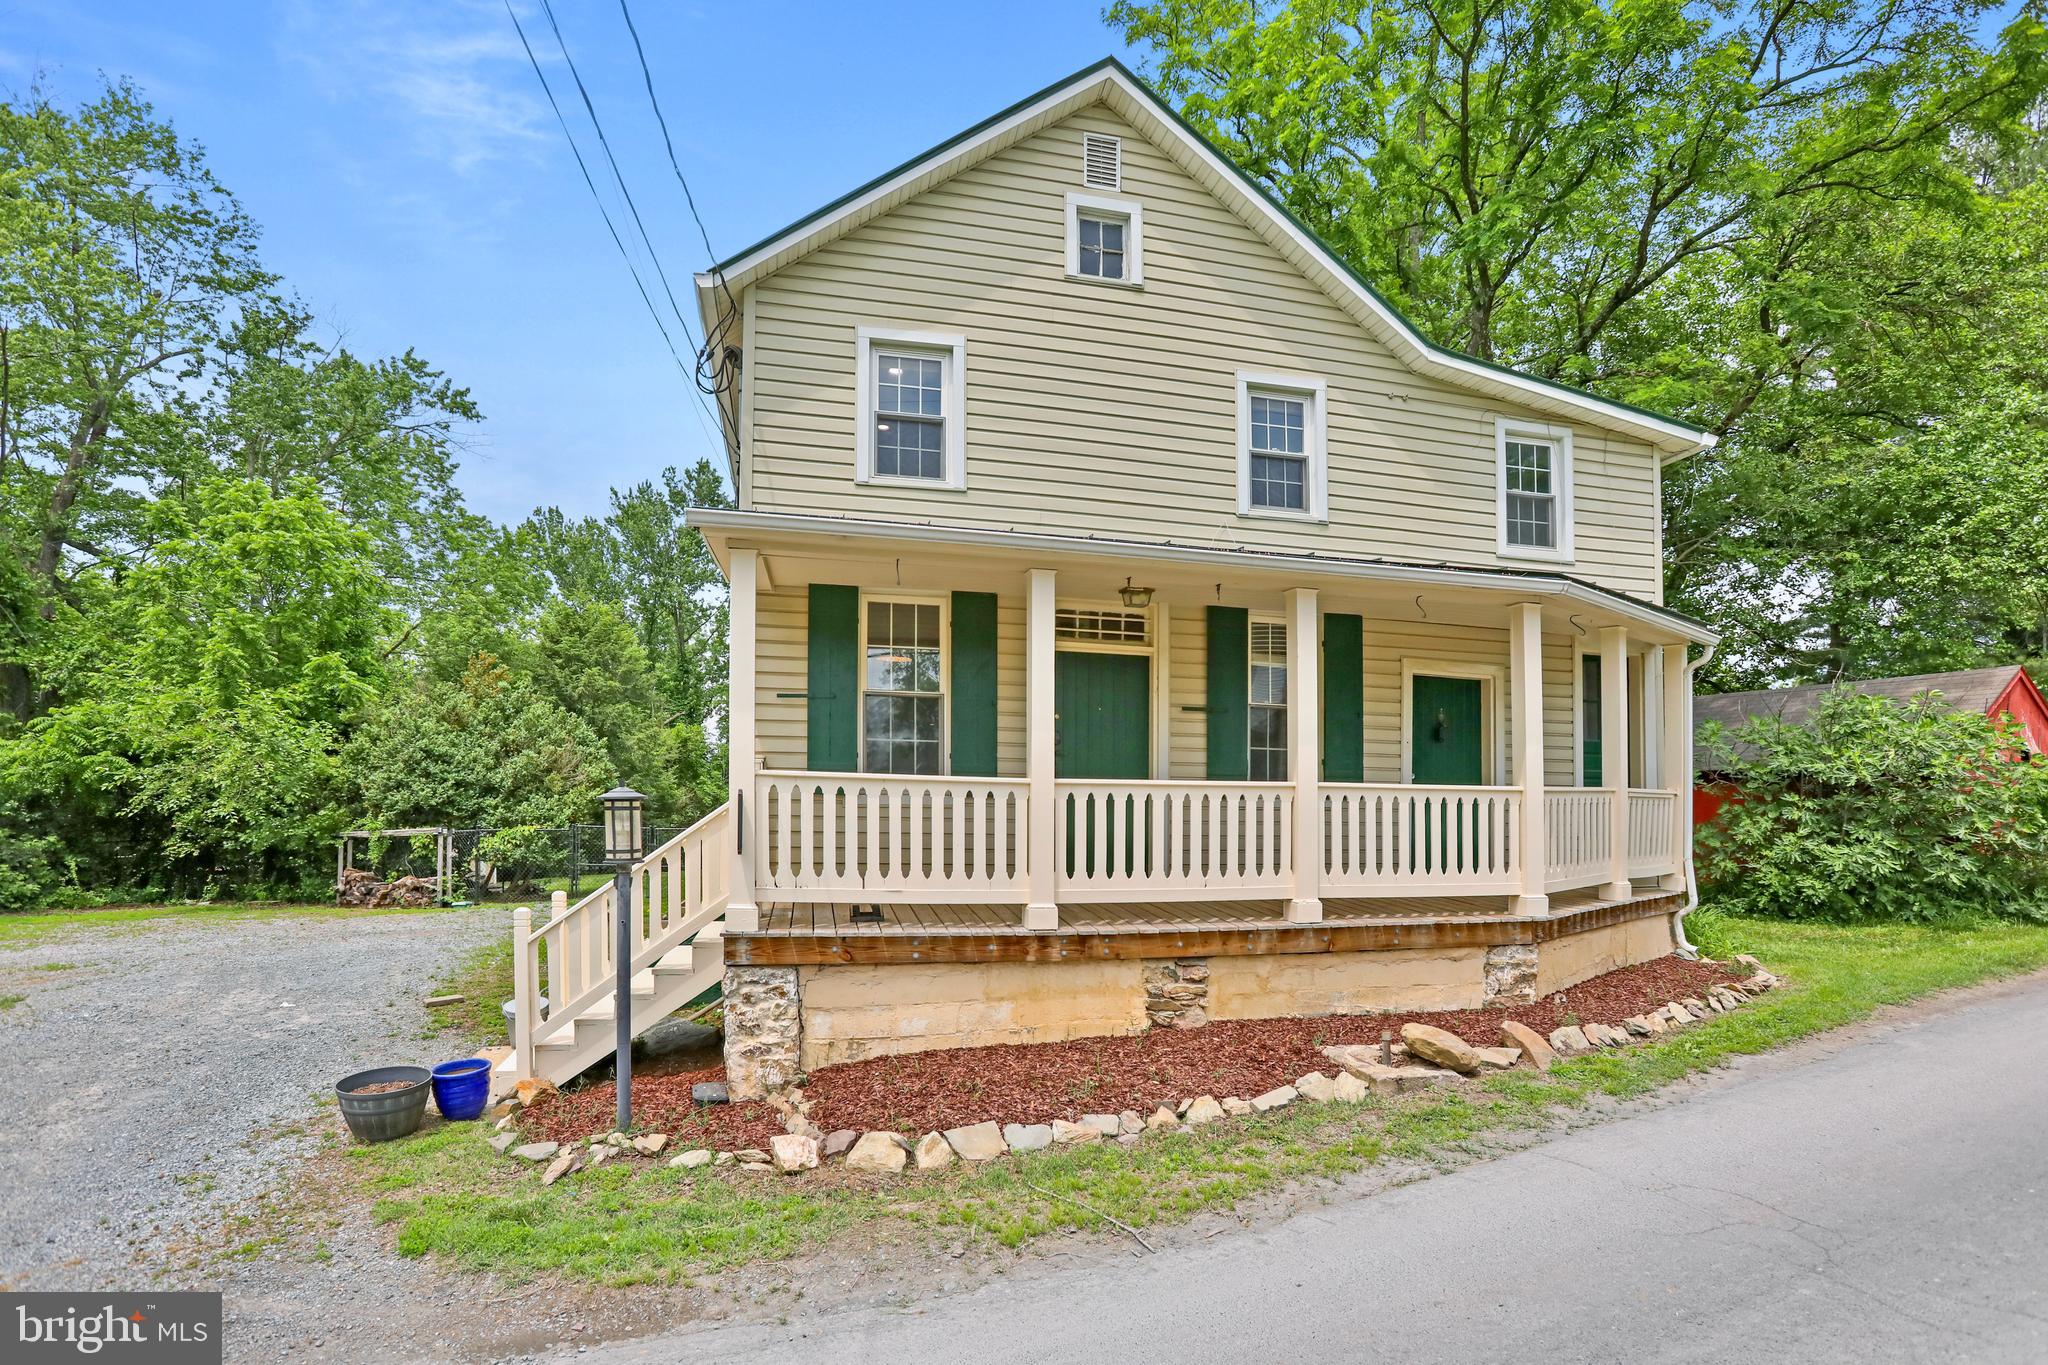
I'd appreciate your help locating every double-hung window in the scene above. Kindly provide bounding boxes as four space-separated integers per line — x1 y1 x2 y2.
1236 374 1327 521
1496 419 1574 561
855 327 968 490
1249 620 1288 781
1064 192 1144 286
862 599 943 775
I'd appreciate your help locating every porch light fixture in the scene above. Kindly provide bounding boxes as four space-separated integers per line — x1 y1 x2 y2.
600 787 646 865
1118 577 1155 609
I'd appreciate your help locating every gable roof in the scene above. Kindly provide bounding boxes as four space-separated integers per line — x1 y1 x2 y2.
1694 666 2044 767
694 56 1716 460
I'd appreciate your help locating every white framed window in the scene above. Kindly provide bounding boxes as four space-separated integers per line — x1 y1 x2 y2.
1495 417 1574 561
1249 619 1289 782
1065 192 1143 286
860 596 947 775
854 327 967 490
1236 373 1328 521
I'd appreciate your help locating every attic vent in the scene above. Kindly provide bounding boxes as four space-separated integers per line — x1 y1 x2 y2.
1081 133 1121 190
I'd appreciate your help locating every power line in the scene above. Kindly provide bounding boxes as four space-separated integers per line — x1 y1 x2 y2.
501 0 724 452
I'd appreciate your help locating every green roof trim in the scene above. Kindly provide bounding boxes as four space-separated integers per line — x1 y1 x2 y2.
709 55 1710 444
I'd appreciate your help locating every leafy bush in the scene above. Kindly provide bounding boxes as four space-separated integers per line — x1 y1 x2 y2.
1697 689 2048 923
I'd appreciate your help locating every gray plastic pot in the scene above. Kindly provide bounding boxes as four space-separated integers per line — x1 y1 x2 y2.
336 1065 432 1143
502 995 547 1047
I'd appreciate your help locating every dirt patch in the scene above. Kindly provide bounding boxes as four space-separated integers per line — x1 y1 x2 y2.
801 955 1742 1135
519 1064 784 1150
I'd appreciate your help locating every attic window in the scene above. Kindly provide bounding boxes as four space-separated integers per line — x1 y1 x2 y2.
1065 192 1144 287
1082 133 1121 190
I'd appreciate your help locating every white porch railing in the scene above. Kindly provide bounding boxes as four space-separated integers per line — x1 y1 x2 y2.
514 802 730 1076
1543 789 1614 892
1055 781 1291 901
1320 784 1520 895
754 772 1028 903
1626 788 1681 879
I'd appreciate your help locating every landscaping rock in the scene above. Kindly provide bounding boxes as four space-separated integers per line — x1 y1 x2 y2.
1221 1097 1254 1115
1183 1095 1225 1126
1735 954 1762 970
823 1129 857 1159
1294 1071 1337 1102
1624 1016 1654 1037
1402 1023 1484 1074
846 1132 908 1174
947 1121 1009 1161
540 1150 580 1186
1052 1119 1101 1144
588 1146 613 1167
513 1078 557 1108
1682 997 1708 1019
714 1151 735 1166
1118 1110 1143 1136
1641 1011 1668 1035
1117 1133 1141 1147
915 1132 955 1171
1081 1113 1121 1137
488 1132 518 1156
1549 1025 1590 1055
632 1133 669 1156
1500 1020 1557 1071
670 1149 713 1169
1474 1046 1522 1070
511 1141 559 1163
1145 1106 1181 1131
734 1147 771 1164
1332 1071 1370 1102
740 1161 773 1172
1002 1122 1052 1152
1250 1085 1298 1112
770 1134 819 1173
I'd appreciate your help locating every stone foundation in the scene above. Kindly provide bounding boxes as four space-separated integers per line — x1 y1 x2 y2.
723 965 801 1100
1482 943 1540 1005
1143 959 1211 1029
1208 946 1486 1019
1534 914 1677 996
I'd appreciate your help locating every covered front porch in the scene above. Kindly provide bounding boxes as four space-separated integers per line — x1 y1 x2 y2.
700 508 1709 935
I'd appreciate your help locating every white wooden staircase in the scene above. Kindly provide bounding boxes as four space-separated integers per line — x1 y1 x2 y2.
498 802 733 1088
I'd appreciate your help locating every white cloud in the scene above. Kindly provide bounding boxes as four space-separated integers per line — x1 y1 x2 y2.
283 0 549 174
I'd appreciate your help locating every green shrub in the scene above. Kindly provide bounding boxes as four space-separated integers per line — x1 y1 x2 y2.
1697 688 2048 923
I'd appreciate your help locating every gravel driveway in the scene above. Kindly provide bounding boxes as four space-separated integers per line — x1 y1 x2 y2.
0 908 505 1291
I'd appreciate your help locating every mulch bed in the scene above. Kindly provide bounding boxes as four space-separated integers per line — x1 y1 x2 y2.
801 955 1743 1136
519 955 1741 1148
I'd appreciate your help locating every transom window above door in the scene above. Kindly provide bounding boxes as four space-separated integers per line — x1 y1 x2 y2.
1495 418 1574 561
1236 374 1328 521
863 599 943 775
855 327 968 490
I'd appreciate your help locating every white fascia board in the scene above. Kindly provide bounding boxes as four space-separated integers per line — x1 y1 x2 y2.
686 507 1718 644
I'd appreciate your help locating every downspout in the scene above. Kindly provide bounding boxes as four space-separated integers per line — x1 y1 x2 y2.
1670 638 1717 958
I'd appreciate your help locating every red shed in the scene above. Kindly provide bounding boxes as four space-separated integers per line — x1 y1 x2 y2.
1692 666 2048 825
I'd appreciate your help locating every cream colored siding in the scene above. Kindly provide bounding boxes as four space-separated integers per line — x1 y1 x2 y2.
995 596 1026 776
743 106 1664 600
757 586 808 772
1166 602 1209 780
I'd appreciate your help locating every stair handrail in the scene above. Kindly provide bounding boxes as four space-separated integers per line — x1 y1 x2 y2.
511 801 731 1082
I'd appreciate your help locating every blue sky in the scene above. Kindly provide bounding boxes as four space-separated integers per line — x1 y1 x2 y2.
2 1 1137 523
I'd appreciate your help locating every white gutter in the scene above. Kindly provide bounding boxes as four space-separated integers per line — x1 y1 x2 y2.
687 506 1720 645
1669 638 1718 958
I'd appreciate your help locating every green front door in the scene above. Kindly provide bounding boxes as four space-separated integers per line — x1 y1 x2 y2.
1055 651 1150 778
1411 675 1484 784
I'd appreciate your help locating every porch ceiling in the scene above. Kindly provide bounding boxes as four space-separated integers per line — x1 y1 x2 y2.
690 507 1713 645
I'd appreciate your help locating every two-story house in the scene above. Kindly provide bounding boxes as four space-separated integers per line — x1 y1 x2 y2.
500 58 1719 1100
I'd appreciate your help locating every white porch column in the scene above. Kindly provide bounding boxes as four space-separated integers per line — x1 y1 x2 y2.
1508 602 1549 915
1599 625 1632 902
1285 587 1322 923
1660 642 1690 892
1024 568 1059 930
724 547 759 931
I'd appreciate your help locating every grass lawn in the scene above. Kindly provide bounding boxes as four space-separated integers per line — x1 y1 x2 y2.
340 913 2048 1285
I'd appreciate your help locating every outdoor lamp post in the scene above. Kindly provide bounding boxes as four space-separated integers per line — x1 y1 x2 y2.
600 786 646 1131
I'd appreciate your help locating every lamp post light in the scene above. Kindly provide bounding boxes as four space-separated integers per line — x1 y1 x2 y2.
600 787 646 1132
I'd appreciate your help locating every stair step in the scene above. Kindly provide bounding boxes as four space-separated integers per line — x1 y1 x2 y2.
654 945 695 974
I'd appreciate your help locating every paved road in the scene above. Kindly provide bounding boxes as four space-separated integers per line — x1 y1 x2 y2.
585 971 2048 1365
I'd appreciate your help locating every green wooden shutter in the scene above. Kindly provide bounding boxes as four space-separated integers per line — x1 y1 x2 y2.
1206 606 1249 780
1322 612 1364 782
807 584 859 771
949 591 998 775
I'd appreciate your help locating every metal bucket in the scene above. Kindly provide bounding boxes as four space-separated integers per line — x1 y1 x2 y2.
335 1065 432 1143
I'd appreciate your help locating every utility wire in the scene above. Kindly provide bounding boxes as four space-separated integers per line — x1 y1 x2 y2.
616 0 740 403
503 0 724 451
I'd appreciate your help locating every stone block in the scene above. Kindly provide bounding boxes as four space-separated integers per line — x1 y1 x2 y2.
1294 1071 1337 1102
1250 1085 1298 1112
845 1132 908 1174
1500 1020 1557 1071
1051 1119 1100 1144
723 965 801 1101
944 1121 1008 1160
1183 1095 1225 1125
914 1132 955 1171
770 1134 819 1173
1001 1122 1052 1152
1401 1023 1484 1074
1482 943 1540 1006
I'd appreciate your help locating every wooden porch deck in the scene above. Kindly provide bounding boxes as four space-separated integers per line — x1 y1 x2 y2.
726 883 1685 966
